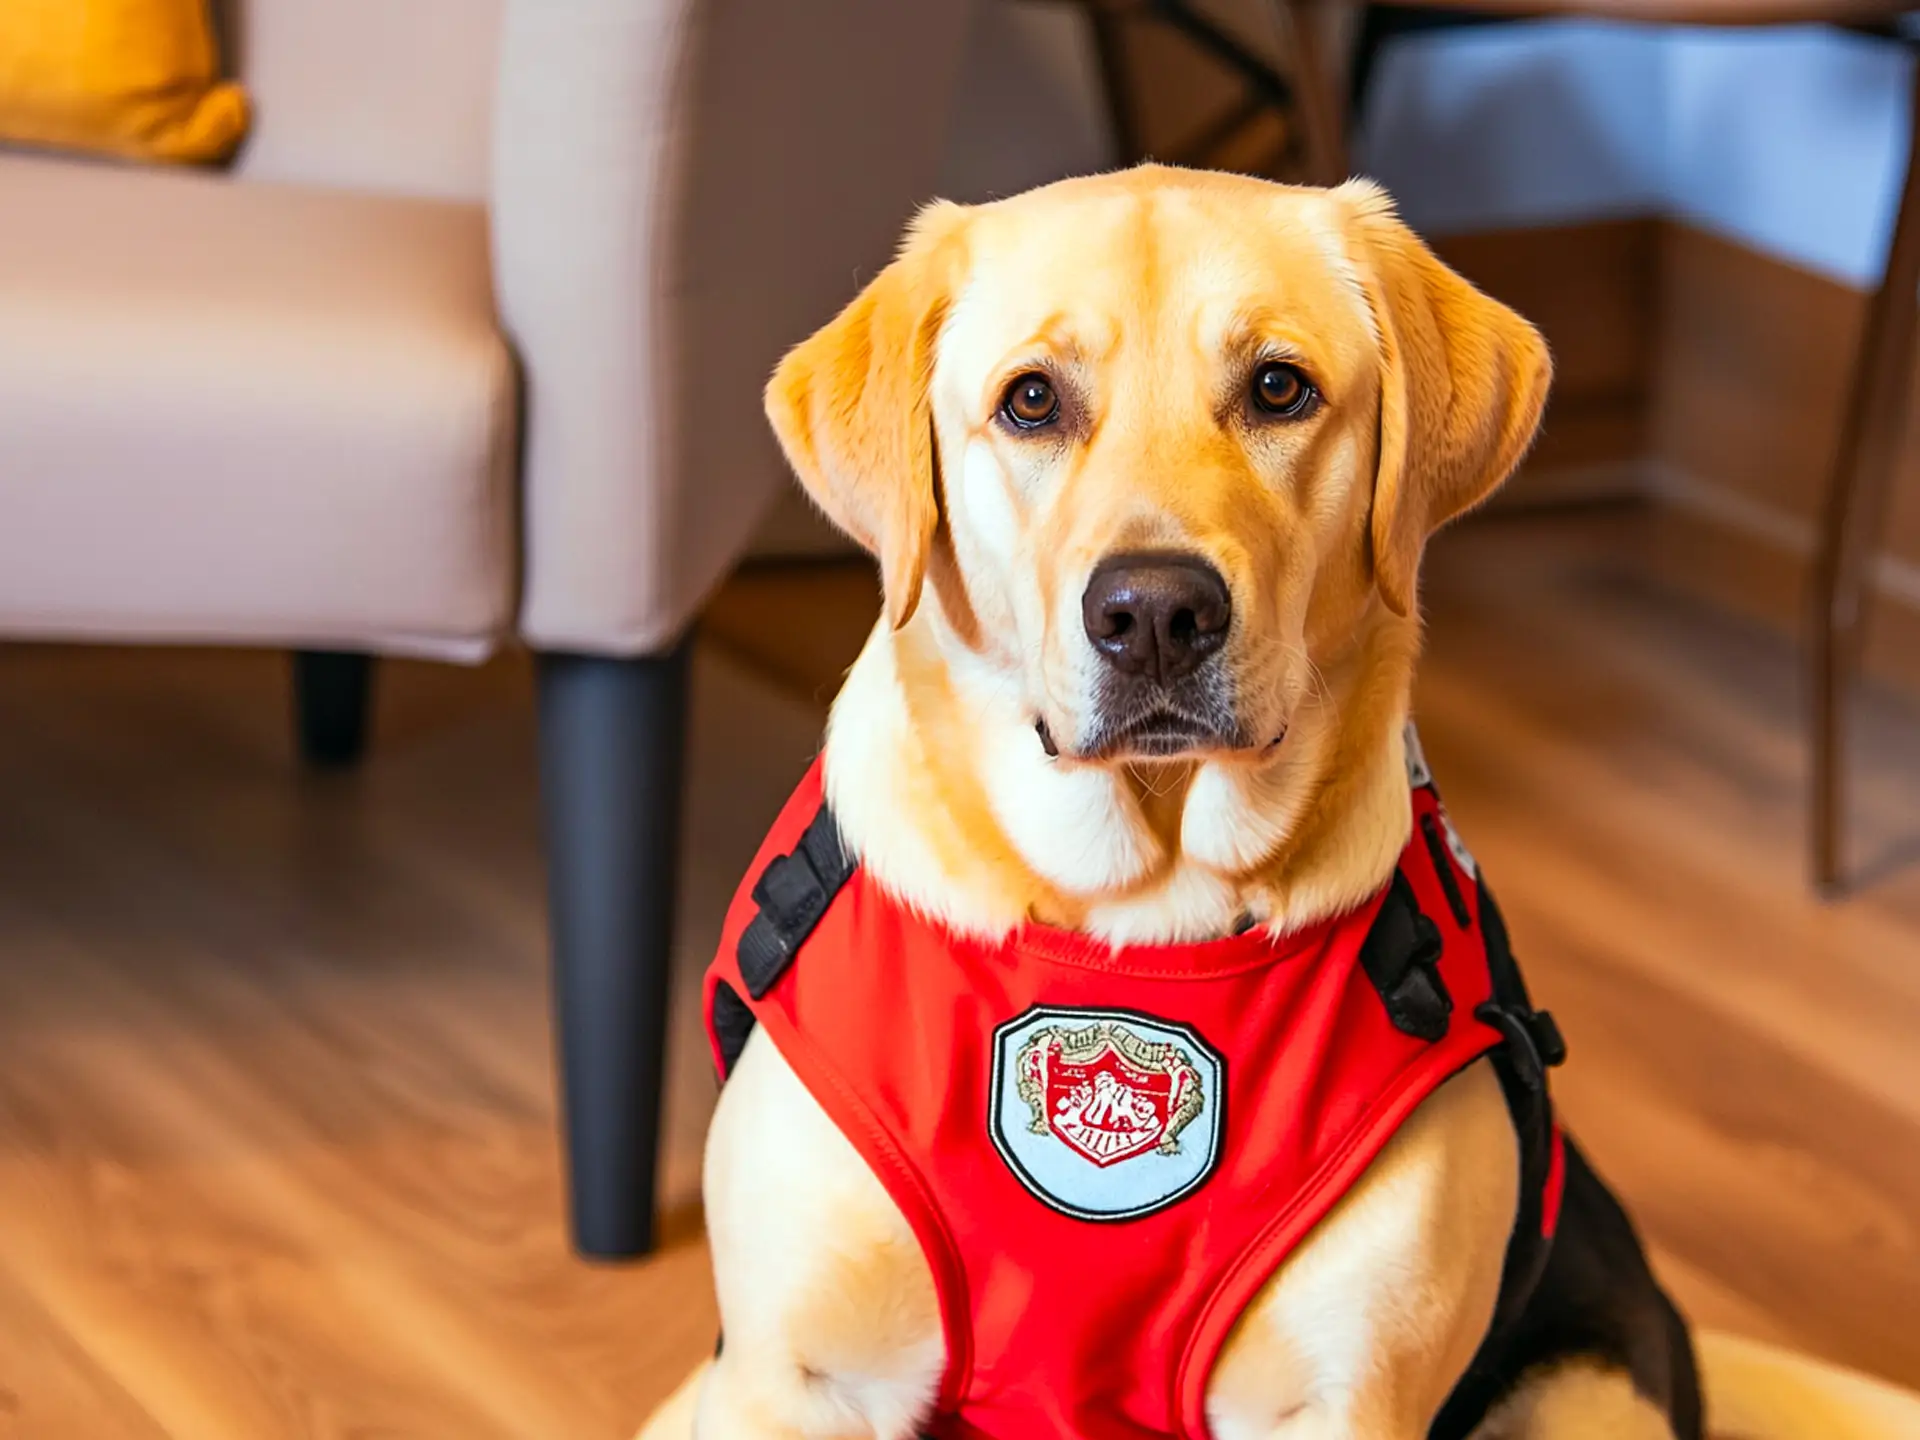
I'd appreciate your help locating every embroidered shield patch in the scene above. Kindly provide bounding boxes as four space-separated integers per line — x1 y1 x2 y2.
990 1007 1224 1221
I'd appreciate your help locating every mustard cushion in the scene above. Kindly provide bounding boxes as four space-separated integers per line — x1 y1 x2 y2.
0 0 249 164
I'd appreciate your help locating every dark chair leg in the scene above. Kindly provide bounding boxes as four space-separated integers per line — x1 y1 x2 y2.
536 641 692 1258
1810 54 1920 896
293 650 374 767
1277 0 1348 185
1088 5 1146 166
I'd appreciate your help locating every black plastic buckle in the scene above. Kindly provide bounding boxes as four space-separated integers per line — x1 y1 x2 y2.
1474 1002 1567 1093
1360 870 1454 1043
736 809 849 999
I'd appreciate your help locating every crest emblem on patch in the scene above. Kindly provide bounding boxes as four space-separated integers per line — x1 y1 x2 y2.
990 1007 1224 1221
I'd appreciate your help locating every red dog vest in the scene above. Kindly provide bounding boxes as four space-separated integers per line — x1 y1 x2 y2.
705 747 1565 1440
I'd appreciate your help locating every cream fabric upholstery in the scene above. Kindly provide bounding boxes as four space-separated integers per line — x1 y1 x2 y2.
0 154 515 656
496 0 975 654
0 0 973 659
225 0 503 201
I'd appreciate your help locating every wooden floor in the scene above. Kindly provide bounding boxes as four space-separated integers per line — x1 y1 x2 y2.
0 504 1917 1437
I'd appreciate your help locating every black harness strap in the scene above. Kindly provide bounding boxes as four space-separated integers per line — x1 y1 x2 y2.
711 982 758 1078
738 803 854 998
1355 816 1569 1440
1430 873 1569 1440
1475 873 1568 1083
1472 873 1567 1317
714 802 856 1076
1418 812 1475 929
1358 868 1454 1042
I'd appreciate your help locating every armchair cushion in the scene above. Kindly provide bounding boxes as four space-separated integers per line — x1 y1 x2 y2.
0 153 516 658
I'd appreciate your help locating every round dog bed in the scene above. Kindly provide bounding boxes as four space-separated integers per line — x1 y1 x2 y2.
637 1332 1920 1439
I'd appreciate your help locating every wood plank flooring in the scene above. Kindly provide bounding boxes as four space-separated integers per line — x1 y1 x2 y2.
0 502 1916 1437
0 645 831 1439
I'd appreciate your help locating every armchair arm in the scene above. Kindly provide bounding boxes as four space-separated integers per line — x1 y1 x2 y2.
492 0 976 656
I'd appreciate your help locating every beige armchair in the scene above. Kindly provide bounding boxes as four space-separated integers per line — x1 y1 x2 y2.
0 0 974 1256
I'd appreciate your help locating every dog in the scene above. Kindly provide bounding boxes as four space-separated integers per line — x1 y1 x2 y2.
660 165 1702 1440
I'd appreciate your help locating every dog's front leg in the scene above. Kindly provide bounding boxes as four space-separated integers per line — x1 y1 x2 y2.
1206 1061 1521 1440
697 1031 946 1440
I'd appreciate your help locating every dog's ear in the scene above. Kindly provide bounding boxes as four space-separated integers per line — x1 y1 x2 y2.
1338 182 1551 618
765 201 968 630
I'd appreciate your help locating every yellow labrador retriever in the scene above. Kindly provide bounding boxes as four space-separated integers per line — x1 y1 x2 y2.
656 166 1699 1440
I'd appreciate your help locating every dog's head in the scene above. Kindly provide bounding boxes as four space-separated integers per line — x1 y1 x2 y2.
768 167 1549 769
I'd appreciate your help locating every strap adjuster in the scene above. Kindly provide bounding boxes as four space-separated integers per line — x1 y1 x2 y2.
736 806 851 999
1474 1002 1567 1093
1528 1010 1568 1069
1360 870 1454 1043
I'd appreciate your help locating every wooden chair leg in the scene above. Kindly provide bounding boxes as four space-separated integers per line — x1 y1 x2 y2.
1810 54 1920 896
1278 0 1349 185
1088 5 1147 165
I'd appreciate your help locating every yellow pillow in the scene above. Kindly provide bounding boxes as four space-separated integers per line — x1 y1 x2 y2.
0 0 249 164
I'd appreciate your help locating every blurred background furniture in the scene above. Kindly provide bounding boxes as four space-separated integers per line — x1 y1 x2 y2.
0 0 974 1258
1345 4 1917 898
1061 0 1918 895
1032 0 1339 179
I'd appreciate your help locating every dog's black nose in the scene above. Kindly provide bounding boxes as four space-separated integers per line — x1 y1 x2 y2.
1082 553 1231 685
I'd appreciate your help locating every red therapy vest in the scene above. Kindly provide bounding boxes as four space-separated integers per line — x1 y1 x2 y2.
705 755 1563 1440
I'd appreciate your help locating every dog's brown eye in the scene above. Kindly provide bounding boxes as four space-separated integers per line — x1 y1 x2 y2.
1002 373 1059 428
1252 362 1313 417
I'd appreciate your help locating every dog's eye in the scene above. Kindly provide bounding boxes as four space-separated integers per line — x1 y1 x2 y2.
1002 373 1060 429
1251 362 1314 418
